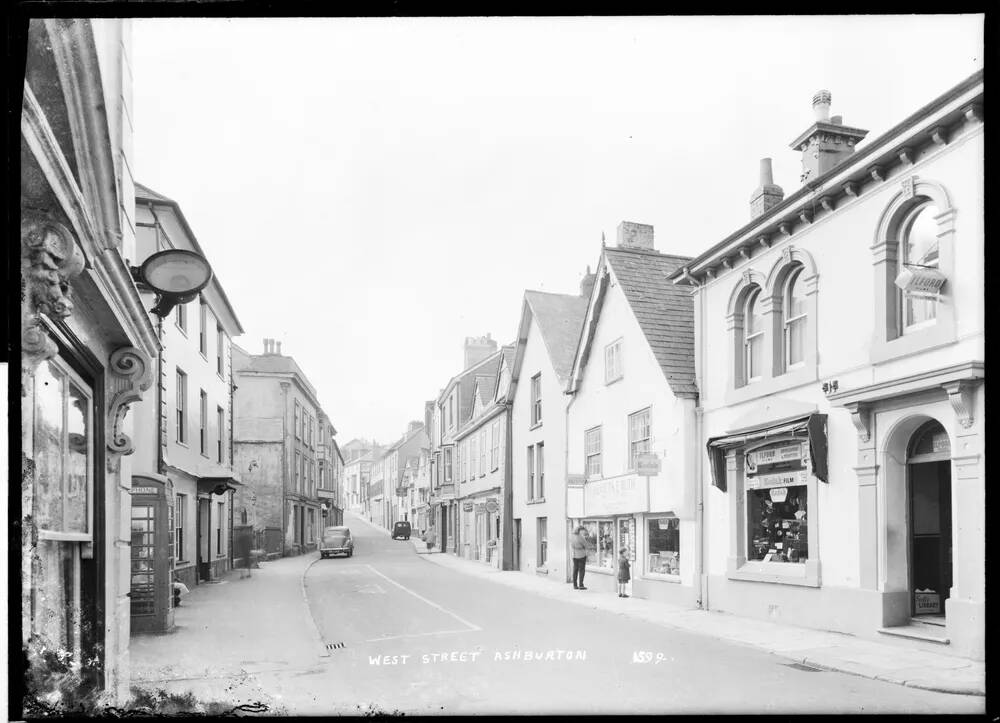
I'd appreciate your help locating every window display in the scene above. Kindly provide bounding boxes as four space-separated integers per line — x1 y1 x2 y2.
582 520 615 570
647 517 680 576
747 486 807 563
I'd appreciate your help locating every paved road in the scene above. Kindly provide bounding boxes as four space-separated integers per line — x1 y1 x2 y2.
296 514 982 715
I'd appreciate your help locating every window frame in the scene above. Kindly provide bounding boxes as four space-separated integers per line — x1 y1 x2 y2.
644 515 681 580
217 406 225 464
216 325 225 378
175 301 187 335
585 425 602 479
627 407 651 472
604 338 623 384
199 389 208 456
536 442 545 499
897 201 941 334
198 301 208 357
526 445 535 501
782 266 808 370
537 517 548 568
175 368 188 445
530 374 542 427
744 287 764 383
294 401 301 440
175 493 187 561
491 419 501 471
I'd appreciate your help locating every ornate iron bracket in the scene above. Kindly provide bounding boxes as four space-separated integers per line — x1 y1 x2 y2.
107 346 154 471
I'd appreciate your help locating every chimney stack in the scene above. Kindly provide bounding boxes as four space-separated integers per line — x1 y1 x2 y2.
408 420 423 434
580 265 596 298
616 221 654 250
263 338 269 354
750 158 785 220
276 341 282 355
790 89 869 184
464 334 498 369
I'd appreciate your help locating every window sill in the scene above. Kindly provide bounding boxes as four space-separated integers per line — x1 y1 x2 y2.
529 422 543 431
536 567 549 575
527 497 546 505
605 375 624 387
584 567 616 576
199 351 208 361
870 321 957 365
724 364 819 406
642 573 682 584
176 441 189 449
176 325 188 337
726 557 821 587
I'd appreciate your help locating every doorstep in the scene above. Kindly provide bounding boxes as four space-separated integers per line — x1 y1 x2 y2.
878 623 951 645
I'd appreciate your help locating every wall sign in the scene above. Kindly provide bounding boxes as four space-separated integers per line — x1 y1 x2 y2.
485 499 499 513
746 443 808 472
585 475 647 516
746 470 809 490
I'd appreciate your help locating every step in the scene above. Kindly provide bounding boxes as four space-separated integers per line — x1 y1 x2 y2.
878 623 950 645
911 615 947 628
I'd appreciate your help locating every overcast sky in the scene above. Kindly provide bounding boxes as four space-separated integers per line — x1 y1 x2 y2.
131 15 982 445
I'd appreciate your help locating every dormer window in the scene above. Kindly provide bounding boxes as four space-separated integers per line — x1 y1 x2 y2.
744 288 764 383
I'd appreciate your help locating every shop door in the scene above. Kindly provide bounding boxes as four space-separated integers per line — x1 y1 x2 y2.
907 422 952 619
197 497 211 581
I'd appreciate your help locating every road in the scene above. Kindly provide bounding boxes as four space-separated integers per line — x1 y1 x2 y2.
293 513 982 715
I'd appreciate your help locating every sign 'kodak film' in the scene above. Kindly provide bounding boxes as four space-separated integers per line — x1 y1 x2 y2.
746 470 809 490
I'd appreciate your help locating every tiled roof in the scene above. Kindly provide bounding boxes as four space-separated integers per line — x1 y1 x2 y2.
525 291 590 383
604 247 698 397
458 353 501 424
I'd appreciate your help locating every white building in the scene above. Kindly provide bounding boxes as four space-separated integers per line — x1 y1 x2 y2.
669 72 984 659
132 184 244 590
565 222 700 606
508 287 589 581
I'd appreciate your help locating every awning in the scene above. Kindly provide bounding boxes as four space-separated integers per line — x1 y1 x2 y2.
706 414 828 491
197 476 243 496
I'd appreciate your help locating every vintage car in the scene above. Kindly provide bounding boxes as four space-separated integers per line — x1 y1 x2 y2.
320 526 354 558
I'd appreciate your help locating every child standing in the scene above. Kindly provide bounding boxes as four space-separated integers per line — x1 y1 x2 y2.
617 548 631 598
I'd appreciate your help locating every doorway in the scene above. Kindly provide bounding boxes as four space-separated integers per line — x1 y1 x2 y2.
197 498 211 581
907 421 952 622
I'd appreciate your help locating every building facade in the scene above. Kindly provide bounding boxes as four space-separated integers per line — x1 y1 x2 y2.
318 414 344 526
20 18 159 704
669 73 984 659
231 339 330 557
565 223 699 605
508 287 589 581
131 184 244 591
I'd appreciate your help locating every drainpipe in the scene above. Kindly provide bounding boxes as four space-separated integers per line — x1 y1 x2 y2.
564 386 577 584
695 276 709 611
155 315 165 475
280 381 290 556
502 402 514 570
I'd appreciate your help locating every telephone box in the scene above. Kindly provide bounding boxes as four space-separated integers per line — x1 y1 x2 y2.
130 473 175 633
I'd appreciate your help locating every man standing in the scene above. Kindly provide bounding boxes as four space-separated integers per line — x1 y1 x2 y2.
570 526 589 590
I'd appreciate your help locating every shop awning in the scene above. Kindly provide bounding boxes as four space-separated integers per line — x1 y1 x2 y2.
706 413 828 491
197 476 243 496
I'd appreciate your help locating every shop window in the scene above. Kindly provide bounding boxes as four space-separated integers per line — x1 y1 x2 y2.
582 519 615 571
783 267 807 369
744 288 764 382
646 517 680 576
585 426 602 478
628 408 651 470
747 485 808 564
605 338 623 384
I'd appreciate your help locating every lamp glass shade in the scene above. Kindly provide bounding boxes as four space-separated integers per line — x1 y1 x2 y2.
139 249 213 296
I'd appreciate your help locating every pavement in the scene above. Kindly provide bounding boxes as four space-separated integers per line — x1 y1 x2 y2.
394 523 986 698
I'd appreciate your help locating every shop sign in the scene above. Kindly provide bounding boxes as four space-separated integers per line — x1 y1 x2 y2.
746 470 809 490
131 486 159 495
462 501 474 511
474 502 487 513
584 475 647 516
485 499 499 513
769 487 788 503
745 442 808 472
317 489 336 499
636 453 661 476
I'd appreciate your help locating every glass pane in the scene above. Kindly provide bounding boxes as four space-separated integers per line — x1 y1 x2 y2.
65 382 90 533
598 521 615 570
747 485 807 563
786 270 807 319
787 318 805 366
33 360 65 531
748 335 763 379
647 517 680 575
582 521 598 566
746 289 763 334
905 205 940 267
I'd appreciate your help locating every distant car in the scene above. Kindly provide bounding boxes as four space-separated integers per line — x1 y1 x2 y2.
392 521 411 540
320 526 353 558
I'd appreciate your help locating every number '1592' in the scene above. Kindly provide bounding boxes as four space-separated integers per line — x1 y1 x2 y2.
632 651 667 664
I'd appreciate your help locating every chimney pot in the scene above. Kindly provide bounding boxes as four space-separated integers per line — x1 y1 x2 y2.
750 158 784 220
812 89 832 122
759 158 775 186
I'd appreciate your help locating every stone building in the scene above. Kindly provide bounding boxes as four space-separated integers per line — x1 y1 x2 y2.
382 421 430 529
130 183 244 590
668 72 984 660
507 284 589 581
565 223 699 604
19 18 157 705
231 339 331 557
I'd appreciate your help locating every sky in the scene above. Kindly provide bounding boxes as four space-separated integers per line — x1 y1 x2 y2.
131 15 983 445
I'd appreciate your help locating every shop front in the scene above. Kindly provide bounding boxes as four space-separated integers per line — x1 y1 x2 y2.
572 473 695 605
458 493 501 566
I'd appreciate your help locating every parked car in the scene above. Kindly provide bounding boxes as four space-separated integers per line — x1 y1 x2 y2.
392 521 411 540
320 526 353 558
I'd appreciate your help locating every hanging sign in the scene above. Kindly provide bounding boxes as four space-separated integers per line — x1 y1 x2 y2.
636 453 661 476
485 499 499 513
746 470 809 490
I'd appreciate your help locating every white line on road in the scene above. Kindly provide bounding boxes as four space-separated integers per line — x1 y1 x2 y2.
364 564 482 632
364 628 477 643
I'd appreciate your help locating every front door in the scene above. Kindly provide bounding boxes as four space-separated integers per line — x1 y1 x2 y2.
907 421 952 619
197 498 211 581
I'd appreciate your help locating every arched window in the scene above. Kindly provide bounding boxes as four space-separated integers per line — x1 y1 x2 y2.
898 202 940 332
783 266 807 369
744 287 764 382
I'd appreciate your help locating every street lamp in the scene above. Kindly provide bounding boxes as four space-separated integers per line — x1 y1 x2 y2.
131 249 213 318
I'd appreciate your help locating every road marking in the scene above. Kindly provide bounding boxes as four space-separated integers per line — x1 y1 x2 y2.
365 628 476 643
364 564 481 632
356 583 386 594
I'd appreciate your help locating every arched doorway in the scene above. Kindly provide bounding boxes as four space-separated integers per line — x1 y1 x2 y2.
907 420 952 621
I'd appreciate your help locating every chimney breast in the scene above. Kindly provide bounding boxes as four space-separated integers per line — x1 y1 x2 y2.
750 158 785 220
616 221 654 250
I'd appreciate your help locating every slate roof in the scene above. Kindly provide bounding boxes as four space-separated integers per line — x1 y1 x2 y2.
457 352 502 425
525 291 590 383
237 353 320 401
475 375 495 405
135 182 176 204
603 247 698 397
